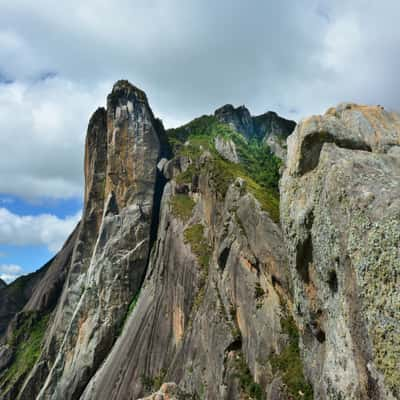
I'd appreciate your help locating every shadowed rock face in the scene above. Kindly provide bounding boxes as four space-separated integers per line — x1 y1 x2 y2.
281 103 400 400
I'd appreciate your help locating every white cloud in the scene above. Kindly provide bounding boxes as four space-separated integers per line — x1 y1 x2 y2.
0 77 109 199
0 207 81 253
0 1 400 200
0 264 24 283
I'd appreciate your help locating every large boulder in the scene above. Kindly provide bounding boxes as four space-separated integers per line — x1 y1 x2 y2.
281 103 400 399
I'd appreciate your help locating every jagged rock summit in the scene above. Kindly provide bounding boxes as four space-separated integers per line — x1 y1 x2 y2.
214 103 296 160
0 82 398 400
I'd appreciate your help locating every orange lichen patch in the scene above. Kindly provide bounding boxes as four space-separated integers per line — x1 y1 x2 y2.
236 306 247 339
239 256 258 274
77 316 88 345
305 280 318 307
305 261 319 300
172 305 184 344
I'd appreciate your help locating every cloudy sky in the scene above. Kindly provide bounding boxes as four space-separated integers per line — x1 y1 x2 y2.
0 0 399 282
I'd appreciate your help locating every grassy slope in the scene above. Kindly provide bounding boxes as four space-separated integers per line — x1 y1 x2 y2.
167 115 281 222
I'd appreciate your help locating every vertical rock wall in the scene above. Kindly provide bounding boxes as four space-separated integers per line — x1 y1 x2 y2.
280 103 400 399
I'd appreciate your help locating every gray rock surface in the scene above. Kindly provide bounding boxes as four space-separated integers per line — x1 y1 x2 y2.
81 153 292 399
281 103 400 399
9 81 163 400
214 135 239 163
214 104 295 160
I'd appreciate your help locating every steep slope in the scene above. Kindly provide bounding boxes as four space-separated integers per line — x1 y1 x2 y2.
2 81 398 400
0 267 47 338
0 225 79 398
0 81 164 400
81 119 310 399
280 103 400 399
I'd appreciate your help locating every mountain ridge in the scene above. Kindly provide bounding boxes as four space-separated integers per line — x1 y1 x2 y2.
0 81 398 400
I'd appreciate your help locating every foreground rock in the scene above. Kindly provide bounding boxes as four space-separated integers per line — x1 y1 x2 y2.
281 103 400 399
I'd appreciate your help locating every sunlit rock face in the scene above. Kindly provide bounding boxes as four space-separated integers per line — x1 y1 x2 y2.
7 81 163 400
281 103 400 400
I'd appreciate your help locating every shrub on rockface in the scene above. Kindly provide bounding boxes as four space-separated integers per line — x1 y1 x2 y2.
0 312 49 393
270 314 313 400
170 194 196 222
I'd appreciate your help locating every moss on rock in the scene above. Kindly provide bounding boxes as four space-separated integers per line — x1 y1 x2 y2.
170 194 196 222
270 313 313 400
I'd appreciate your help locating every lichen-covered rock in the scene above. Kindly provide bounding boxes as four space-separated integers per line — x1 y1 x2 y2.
281 103 400 399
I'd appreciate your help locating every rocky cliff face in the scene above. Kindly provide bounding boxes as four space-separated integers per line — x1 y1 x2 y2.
0 84 398 400
214 104 296 160
80 145 299 399
281 103 400 399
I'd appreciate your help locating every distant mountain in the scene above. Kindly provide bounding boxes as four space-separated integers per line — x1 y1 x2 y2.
214 103 296 160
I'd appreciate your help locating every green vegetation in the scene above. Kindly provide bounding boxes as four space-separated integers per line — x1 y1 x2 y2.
167 115 281 222
184 224 212 269
175 164 197 185
118 292 140 336
270 314 313 400
207 157 280 222
0 312 49 392
234 352 264 400
141 368 167 393
170 194 196 222
184 224 212 317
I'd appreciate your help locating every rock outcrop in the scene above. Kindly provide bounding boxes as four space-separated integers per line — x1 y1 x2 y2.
281 103 400 399
0 81 165 400
214 104 296 160
214 135 239 163
80 149 297 399
214 104 254 139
